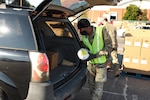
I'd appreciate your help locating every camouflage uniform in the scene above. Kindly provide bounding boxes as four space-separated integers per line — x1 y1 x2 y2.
87 61 107 100
82 26 114 100
78 18 120 100
103 21 121 77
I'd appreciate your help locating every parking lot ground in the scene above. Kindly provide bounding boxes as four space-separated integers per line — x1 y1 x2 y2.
73 36 150 100
74 70 150 100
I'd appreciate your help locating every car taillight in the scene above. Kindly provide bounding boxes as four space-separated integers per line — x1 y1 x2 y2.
29 52 49 82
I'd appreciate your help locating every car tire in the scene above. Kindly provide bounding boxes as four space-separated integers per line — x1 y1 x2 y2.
0 89 8 100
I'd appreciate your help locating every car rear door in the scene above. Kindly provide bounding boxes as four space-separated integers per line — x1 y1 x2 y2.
32 0 119 20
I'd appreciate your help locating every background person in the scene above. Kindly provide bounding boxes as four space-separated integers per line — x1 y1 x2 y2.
102 18 121 77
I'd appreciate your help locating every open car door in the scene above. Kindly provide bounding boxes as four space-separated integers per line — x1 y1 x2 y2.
32 0 120 20
85 0 120 6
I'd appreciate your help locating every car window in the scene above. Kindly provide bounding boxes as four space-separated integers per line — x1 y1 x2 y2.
38 20 73 38
52 0 88 10
0 13 36 50
46 21 73 37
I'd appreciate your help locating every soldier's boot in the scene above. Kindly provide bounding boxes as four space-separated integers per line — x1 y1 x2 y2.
92 82 104 100
114 64 121 77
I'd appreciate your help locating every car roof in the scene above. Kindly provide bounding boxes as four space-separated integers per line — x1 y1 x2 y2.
0 8 29 16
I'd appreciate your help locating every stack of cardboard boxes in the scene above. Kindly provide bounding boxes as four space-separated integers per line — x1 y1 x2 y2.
123 29 150 75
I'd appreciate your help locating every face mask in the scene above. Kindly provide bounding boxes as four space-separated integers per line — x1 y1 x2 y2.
80 31 88 35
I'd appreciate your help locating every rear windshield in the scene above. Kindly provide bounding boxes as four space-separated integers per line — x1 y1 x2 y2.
0 13 36 50
52 0 88 10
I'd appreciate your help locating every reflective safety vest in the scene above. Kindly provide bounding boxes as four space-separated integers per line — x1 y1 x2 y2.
82 26 106 64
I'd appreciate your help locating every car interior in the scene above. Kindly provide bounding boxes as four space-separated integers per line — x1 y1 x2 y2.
37 19 81 84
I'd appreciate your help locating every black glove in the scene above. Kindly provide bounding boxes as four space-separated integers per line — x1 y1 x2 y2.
86 53 97 61
86 50 108 61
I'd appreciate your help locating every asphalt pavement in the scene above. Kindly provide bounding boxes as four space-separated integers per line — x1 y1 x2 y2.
73 70 150 100
73 37 150 100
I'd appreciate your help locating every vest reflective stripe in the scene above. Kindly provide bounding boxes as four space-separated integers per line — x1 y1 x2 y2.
82 26 106 64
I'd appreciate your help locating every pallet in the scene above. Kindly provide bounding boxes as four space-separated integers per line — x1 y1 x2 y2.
121 71 150 80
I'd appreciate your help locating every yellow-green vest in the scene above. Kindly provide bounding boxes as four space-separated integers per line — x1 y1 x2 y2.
82 26 106 64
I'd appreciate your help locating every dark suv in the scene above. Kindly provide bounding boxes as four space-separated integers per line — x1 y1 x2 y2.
0 0 118 100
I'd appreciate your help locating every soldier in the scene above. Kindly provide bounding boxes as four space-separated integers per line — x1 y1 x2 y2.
101 18 121 77
77 18 118 100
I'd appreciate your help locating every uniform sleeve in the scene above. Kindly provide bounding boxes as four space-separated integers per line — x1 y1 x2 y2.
111 28 118 49
104 24 118 49
102 27 113 53
102 27 119 64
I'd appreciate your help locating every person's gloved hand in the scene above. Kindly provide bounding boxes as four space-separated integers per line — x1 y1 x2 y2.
99 50 108 56
79 50 109 61
88 50 108 60
86 52 97 61
111 50 119 64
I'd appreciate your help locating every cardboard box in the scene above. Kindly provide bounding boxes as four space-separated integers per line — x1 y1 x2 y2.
122 55 132 69
124 36 133 46
123 55 141 70
133 37 142 47
132 29 141 37
142 38 150 48
124 46 141 56
131 56 140 69
125 28 132 34
140 57 150 71
47 52 58 70
123 29 150 74
141 30 150 38
141 48 150 58
123 56 150 73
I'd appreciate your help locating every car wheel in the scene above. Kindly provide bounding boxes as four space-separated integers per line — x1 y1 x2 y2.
0 89 8 100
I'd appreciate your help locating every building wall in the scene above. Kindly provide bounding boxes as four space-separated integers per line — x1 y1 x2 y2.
87 8 150 24
147 10 150 20
109 8 126 20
